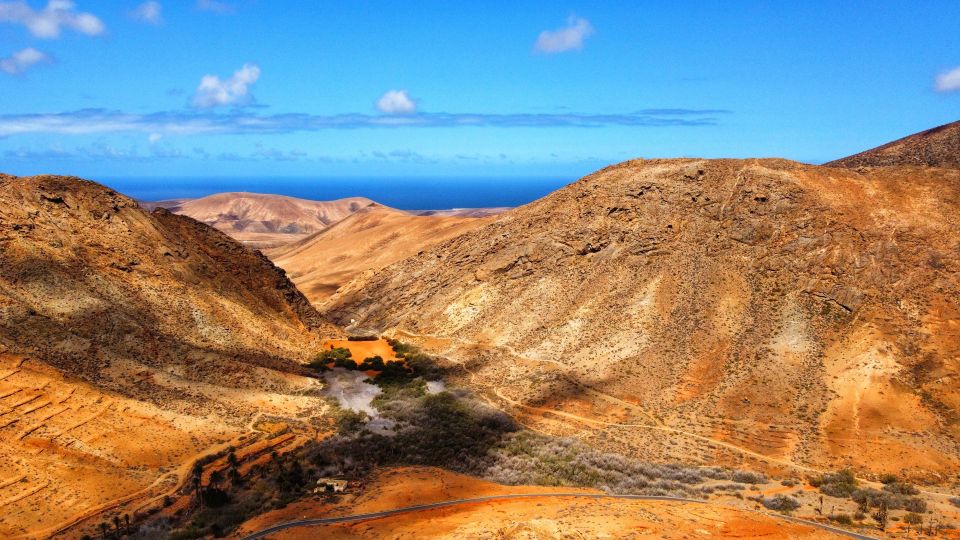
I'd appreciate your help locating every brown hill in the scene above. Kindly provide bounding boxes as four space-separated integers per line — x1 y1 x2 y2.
266 203 491 304
156 192 373 247
0 174 340 537
327 158 960 479
826 120 960 168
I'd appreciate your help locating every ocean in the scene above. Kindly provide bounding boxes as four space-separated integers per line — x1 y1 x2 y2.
96 176 575 210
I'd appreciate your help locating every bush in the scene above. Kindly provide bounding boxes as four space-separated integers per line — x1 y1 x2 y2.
347 335 379 341
815 470 858 498
732 471 767 485
333 357 358 370
904 512 923 525
903 497 927 513
879 473 899 484
828 514 852 525
950 497 960 508
761 495 801 513
883 481 918 495
358 356 386 371
312 347 352 369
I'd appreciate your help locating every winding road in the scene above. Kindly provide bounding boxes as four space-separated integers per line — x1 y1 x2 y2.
239 492 878 540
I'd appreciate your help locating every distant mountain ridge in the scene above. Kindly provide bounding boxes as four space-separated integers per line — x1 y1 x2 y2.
267 203 491 303
147 191 373 247
826 120 960 168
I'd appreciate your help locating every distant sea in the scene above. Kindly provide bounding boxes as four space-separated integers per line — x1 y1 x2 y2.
97 176 575 210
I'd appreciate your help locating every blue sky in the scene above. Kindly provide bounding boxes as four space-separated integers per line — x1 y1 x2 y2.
1 0 958 179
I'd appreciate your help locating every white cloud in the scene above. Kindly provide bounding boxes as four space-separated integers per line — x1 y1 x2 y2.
376 89 416 115
191 63 260 108
935 66 960 92
130 1 161 25
0 0 104 39
0 47 49 75
148 132 162 143
534 16 594 54
196 0 233 13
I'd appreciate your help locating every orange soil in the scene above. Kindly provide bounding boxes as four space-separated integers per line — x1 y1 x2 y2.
322 339 400 363
233 467 842 539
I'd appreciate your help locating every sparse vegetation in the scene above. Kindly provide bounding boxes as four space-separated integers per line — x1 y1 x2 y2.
828 513 853 525
310 347 353 370
760 495 801 513
950 496 960 508
810 470 858 498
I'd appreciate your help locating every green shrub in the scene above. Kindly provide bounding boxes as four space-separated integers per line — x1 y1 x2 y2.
333 357 358 370
358 356 386 371
312 347 353 369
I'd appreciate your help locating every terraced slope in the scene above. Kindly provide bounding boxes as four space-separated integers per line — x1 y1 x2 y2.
0 174 340 537
327 158 960 479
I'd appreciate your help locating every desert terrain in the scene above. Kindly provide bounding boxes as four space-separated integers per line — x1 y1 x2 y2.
2 130 960 539
234 467 845 539
149 192 374 248
326 158 960 481
267 204 491 304
826 120 960 169
0 175 340 538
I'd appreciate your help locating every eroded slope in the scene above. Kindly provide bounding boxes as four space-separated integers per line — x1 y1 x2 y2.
328 158 960 478
0 174 339 537
267 204 490 304
826 120 960 169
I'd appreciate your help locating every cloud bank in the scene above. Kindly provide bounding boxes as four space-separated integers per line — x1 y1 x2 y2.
376 90 416 114
935 66 960 92
0 108 729 137
0 0 104 38
191 63 261 108
0 47 49 74
535 16 594 54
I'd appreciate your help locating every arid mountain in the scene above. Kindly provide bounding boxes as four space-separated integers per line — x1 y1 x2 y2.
328 158 960 479
267 203 491 304
826 120 960 168
0 174 340 537
152 192 374 247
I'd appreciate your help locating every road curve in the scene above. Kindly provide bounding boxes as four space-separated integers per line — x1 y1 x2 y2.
239 493 878 540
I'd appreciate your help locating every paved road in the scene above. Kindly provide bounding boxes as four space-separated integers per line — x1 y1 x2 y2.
240 493 878 540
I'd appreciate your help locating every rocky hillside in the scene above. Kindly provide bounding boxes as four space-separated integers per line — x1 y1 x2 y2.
154 191 373 247
0 174 341 396
826 120 960 168
0 174 345 538
267 203 490 303
327 159 960 477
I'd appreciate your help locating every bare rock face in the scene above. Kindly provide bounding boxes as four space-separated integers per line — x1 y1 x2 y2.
328 158 960 477
0 174 341 402
826 120 960 169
